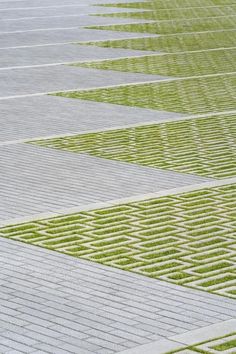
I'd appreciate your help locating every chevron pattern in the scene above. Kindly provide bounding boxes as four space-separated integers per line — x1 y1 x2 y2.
1 183 235 299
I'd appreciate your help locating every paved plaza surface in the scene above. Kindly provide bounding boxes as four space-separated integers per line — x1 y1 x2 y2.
0 0 236 353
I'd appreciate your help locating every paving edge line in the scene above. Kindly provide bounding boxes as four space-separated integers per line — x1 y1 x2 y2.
118 319 236 354
0 177 235 228
1 70 236 101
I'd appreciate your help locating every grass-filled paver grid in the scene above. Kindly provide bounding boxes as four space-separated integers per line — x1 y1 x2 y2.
52 74 236 114
81 30 236 53
168 332 236 354
87 16 236 36
32 115 236 179
0 184 235 299
97 0 236 10
95 5 236 21
76 48 236 78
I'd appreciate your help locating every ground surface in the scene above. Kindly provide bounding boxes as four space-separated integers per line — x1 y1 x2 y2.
0 0 235 353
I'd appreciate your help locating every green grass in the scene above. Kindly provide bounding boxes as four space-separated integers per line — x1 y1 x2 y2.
212 338 236 350
52 74 236 114
76 48 236 77
31 115 236 179
0 184 235 298
95 5 236 21
81 30 236 53
96 0 236 10
87 16 236 35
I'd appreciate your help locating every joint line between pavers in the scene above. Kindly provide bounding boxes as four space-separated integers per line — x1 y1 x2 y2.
0 177 235 228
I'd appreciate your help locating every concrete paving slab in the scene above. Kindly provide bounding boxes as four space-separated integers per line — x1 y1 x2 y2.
0 27 157 49
0 143 210 221
0 0 141 8
0 65 166 98
0 15 150 33
0 237 234 353
0 6 144 21
0 44 155 69
0 95 184 142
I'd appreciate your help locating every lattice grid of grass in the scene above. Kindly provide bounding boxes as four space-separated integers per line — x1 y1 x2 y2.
87 16 236 35
31 115 236 179
81 30 236 53
0 184 235 299
96 0 236 10
76 48 236 77
52 74 236 114
94 2 236 21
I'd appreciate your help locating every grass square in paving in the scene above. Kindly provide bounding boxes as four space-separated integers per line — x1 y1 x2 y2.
31 115 236 179
0 183 235 299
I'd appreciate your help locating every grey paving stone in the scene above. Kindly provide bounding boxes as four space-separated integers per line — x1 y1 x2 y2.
0 238 235 354
0 3 143 21
0 64 165 98
0 95 184 143
0 14 149 33
0 143 211 221
0 27 157 49
0 43 155 69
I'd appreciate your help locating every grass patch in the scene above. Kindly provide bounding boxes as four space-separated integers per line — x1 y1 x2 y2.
31 115 236 179
76 48 236 77
52 74 236 115
80 30 236 53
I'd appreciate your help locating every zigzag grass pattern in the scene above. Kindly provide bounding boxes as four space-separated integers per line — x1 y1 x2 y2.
96 0 236 10
32 115 236 179
95 7 236 21
76 48 236 77
87 16 236 36
81 30 236 53
0 184 235 299
52 74 236 114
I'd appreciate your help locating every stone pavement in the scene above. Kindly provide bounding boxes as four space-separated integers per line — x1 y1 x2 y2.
0 0 235 353
0 238 235 354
